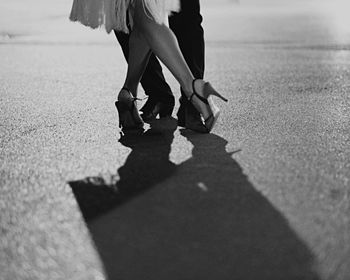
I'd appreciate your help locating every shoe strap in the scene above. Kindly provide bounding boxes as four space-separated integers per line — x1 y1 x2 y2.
204 114 213 123
188 92 195 102
188 79 209 105
121 87 146 102
120 87 144 126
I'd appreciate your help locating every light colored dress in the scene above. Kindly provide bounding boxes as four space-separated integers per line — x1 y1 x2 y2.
69 0 180 33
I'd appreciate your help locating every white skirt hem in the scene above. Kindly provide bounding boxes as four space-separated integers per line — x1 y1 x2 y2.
69 0 180 34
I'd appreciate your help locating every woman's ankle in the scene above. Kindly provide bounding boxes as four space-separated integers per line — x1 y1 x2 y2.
181 78 197 99
118 87 133 102
193 79 205 95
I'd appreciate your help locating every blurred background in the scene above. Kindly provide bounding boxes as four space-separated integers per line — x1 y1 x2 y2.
1 0 350 47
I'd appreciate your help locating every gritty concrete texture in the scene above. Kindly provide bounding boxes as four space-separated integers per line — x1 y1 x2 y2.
1 1 349 280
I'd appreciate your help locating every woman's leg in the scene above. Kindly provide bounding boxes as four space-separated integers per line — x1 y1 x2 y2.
133 0 195 95
120 28 152 99
132 0 221 127
117 28 153 129
115 30 175 119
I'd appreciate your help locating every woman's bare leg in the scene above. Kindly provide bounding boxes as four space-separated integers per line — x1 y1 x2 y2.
133 0 195 96
131 0 227 130
120 0 226 132
119 28 152 100
117 28 153 128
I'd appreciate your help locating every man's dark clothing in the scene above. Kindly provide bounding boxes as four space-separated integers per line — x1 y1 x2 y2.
169 0 204 80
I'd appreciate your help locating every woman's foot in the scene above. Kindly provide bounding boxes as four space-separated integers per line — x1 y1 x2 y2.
115 87 144 131
177 96 208 133
188 79 228 133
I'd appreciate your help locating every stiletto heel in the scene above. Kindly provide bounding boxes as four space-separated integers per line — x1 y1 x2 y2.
188 79 227 133
204 82 228 102
115 87 144 132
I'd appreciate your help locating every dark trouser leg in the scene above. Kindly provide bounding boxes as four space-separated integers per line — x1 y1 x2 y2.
169 0 205 125
114 31 175 117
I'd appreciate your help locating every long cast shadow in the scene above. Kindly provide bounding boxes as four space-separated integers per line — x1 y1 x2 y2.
69 118 178 221
69 123 320 280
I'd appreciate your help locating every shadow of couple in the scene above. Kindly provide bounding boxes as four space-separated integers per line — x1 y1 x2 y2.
69 118 319 280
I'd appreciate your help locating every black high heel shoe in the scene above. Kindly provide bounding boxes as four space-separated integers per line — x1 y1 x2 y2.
188 79 228 133
115 87 144 131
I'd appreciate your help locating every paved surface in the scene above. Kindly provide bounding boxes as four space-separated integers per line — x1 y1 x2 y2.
1 1 349 279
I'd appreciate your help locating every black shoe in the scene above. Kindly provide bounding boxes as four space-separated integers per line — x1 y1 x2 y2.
177 96 208 133
188 79 228 132
141 94 175 122
115 87 144 132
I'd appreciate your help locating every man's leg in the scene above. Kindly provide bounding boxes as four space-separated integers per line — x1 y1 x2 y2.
169 0 206 129
114 31 175 119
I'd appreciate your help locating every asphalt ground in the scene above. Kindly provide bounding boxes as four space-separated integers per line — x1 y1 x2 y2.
1 1 349 279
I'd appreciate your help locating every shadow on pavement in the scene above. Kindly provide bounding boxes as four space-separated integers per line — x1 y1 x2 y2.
69 120 320 280
69 118 178 222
